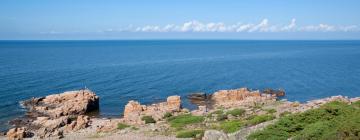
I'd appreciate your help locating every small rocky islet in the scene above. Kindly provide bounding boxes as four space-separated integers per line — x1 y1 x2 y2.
2 88 360 140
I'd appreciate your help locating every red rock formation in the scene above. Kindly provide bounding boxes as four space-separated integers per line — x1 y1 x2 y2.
210 88 276 108
123 95 181 124
11 89 99 139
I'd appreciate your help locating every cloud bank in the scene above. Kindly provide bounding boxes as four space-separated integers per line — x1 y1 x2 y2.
112 19 359 33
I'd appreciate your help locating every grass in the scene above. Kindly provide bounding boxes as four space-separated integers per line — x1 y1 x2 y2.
265 109 276 114
226 108 245 117
207 109 224 117
168 114 204 128
117 123 129 130
219 120 243 133
176 130 204 138
247 101 360 140
141 116 156 124
279 111 291 117
246 115 275 126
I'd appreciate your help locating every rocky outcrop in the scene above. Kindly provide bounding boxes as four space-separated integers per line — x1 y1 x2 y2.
8 89 98 139
277 95 360 114
23 89 99 118
210 88 277 108
123 95 181 124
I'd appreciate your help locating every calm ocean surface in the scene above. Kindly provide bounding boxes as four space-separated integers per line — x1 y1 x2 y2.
1 40 360 130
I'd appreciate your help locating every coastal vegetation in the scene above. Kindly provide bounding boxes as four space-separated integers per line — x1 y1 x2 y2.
167 114 204 129
117 123 129 130
226 108 245 117
219 120 243 133
141 116 156 124
248 101 360 140
246 114 275 126
176 129 204 138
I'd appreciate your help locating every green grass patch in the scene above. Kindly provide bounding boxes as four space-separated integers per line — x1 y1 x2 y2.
246 115 275 126
226 108 245 117
265 109 277 114
168 114 204 128
117 123 129 130
248 101 360 140
141 116 156 124
279 111 291 117
220 120 243 133
176 129 204 138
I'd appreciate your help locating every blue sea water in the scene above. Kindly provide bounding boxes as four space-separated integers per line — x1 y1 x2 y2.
1 40 360 130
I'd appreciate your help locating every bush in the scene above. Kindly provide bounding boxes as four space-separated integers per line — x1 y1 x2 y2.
226 108 245 117
248 101 360 140
168 114 204 128
220 120 243 133
163 112 173 119
216 113 228 121
176 130 204 138
141 116 156 124
247 115 275 126
279 111 291 117
117 123 129 130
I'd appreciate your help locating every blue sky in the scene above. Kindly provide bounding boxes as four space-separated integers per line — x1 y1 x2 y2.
1 0 360 40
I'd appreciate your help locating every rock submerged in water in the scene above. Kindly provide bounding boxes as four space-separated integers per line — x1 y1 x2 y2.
7 89 99 139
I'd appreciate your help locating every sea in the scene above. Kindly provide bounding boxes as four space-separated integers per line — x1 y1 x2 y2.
1 40 360 130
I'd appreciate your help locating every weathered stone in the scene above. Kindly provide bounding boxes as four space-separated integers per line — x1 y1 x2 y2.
210 88 276 108
23 89 99 118
74 115 90 130
166 95 181 111
123 95 182 124
6 127 26 140
202 130 229 140
9 89 98 139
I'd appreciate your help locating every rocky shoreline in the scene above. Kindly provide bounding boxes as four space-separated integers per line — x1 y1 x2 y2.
1 87 359 140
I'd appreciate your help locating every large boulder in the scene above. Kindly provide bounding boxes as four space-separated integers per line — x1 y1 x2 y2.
11 89 99 139
23 89 99 118
210 88 277 108
123 95 182 124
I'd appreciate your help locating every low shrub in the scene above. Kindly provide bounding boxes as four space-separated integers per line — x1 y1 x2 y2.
226 108 245 117
248 101 360 140
176 130 204 138
279 111 291 117
168 114 204 128
163 112 173 119
216 113 228 121
141 116 156 124
247 115 275 126
220 120 243 133
265 109 276 114
117 123 129 130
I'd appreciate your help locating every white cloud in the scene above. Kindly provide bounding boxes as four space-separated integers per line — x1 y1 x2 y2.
100 19 359 33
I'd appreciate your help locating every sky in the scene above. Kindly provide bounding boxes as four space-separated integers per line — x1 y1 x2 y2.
1 0 360 40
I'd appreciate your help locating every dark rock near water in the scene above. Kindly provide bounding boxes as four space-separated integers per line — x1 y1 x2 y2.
263 88 285 97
